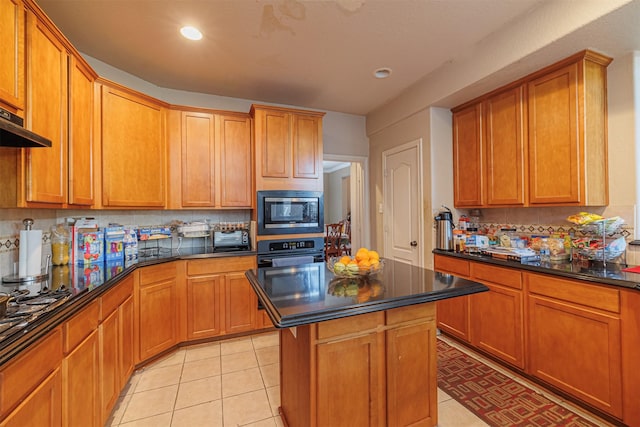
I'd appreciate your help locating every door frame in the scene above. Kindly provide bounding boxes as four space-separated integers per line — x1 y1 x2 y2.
382 139 424 267
323 154 370 251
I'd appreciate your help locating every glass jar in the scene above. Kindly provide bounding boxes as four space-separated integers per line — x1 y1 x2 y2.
51 224 70 265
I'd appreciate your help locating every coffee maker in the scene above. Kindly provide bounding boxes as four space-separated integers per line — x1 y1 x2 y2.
434 206 455 251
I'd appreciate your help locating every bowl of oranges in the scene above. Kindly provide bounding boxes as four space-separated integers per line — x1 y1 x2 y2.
328 247 383 277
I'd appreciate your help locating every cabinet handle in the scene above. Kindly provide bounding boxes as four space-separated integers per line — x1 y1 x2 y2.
410 241 417 247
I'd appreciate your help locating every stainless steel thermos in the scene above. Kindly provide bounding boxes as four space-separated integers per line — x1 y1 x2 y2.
435 207 455 251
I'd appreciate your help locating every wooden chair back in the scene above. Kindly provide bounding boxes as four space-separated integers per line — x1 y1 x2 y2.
325 222 344 260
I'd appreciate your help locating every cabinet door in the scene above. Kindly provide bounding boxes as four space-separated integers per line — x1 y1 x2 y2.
528 294 622 417
0 369 62 427
453 103 483 207
101 84 165 207
181 111 215 207
316 332 383 426
256 108 290 179
484 86 526 206
119 296 134 388
435 296 470 342
469 283 524 369
25 11 68 204
68 55 95 206
99 307 119 422
528 63 580 204
0 0 24 111
63 330 100 427
386 321 436 427
292 113 321 179
219 114 252 207
138 278 178 360
224 272 256 334
187 275 222 339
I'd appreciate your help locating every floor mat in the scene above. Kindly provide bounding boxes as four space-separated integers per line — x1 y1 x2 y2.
437 339 602 427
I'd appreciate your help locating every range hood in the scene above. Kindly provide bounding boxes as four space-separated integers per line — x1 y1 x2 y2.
0 107 51 148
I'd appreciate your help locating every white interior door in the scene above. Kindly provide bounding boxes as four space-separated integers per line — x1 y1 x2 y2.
383 140 423 266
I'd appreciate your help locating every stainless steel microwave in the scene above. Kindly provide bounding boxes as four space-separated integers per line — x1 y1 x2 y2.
256 190 324 235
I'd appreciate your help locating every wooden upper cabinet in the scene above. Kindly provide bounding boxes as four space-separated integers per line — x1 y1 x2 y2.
251 104 324 191
100 81 167 208
167 108 252 208
528 52 611 206
180 110 216 207
219 114 252 207
0 0 25 112
292 113 322 179
452 50 611 208
25 9 68 205
484 86 526 206
68 55 96 206
453 103 483 207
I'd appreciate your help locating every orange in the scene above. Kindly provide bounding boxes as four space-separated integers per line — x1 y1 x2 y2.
368 250 380 261
355 248 369 262
358 259 371 271
370 259 380 270
339 255 352 265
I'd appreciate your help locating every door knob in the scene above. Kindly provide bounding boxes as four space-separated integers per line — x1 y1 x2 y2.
410 241 417 247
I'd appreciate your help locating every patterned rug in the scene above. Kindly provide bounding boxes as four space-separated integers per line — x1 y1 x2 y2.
437 339 601 427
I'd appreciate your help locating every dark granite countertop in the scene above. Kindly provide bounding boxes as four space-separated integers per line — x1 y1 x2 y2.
245 259 488 328
0 247 256 365
433 249 640 291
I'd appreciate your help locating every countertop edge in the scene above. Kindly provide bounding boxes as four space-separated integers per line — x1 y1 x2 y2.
245 268 488 329
433 249 640 290
0 250 257 366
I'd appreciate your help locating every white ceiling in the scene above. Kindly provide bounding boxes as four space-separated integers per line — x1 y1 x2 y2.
37 0 548 116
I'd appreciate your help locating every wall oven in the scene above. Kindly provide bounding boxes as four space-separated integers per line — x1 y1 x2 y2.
256 237 325 309
256 190 323 235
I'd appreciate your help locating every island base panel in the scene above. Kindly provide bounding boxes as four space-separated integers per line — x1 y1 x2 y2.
279 302 437 427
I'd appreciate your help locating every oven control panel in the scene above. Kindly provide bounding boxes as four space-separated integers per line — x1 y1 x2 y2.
257 237 324 254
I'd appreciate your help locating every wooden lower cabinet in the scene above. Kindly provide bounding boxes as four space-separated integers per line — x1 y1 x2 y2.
185 256 258 339
526 272 622 418
0 369 62 427
468 262 524 369
186 274 223 339
280 304 437 427
62 300 100 427
136 263 179 361
0 328 63 425
434 255 470 341
100 307 120 420
224 272 257 334
64 331 100 426
100 276 135 423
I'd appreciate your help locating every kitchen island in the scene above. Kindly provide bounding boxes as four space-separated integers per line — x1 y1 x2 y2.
245 259 488 427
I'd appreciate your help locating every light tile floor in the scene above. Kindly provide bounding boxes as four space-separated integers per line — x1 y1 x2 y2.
107 331 613 427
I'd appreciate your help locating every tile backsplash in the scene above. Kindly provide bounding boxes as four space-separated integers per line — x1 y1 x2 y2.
0 209 250 279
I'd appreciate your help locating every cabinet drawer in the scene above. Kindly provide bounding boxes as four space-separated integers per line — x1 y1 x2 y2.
187 256 256 276
101 276 134 320
317 312 384 340
434 255 469 277
139 262 177 286
471 262 522 289
63 300 99 353
0 328 62 418
386 303 435 326
525 273 620 313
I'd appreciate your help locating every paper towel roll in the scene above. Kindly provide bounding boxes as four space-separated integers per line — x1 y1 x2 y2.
19 229 42 277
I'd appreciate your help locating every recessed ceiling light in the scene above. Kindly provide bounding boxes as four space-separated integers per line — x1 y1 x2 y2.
373 67 392 79
180 26 203 41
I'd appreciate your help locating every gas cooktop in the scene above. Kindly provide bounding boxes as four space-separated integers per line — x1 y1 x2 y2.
0 286 72 342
